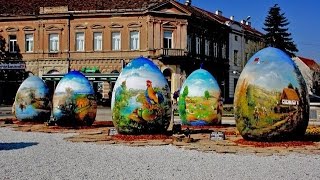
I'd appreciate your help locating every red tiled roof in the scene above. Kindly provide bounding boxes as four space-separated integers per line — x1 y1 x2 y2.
298 56 320 72
0 0 165 16
0 0 263 37
174 1 263 37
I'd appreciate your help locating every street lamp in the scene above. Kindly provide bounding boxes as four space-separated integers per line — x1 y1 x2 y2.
241 16 251 68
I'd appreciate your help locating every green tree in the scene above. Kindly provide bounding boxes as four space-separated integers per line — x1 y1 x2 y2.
263 4 298 57
204 90 210 100
182 86 188 98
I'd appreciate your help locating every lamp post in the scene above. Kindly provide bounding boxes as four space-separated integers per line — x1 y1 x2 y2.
241 16 251 68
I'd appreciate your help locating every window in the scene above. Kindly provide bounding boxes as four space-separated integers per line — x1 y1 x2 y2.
9 35 17 53
163 31 173 49
222 43 227 59
234 78 238 92
93 32 102 51
130 31 139 50
213 42 218 58
49 34 59 52
75 32 85 51
25 34 33 52
245 53 249 64
235 35 238 41
187 35 192 52
112 32 121 51
205 39 210 56
196 36 201 54
234 50 238 65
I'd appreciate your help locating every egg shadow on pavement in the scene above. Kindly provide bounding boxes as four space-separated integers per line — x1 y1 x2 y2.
0 142 38 151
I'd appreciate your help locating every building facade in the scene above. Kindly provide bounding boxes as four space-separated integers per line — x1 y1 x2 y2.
293 56 320 95
223 15 264 100
0 0 263 104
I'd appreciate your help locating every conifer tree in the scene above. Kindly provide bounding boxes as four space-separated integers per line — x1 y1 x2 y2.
263 4 298 57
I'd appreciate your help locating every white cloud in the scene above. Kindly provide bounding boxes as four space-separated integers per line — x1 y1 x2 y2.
55 80 93 94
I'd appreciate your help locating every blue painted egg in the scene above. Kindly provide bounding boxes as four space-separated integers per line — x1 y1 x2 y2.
234 47 309 141
53 71 97 126
14 76 51 121
111 57 171 134
178 69 222 126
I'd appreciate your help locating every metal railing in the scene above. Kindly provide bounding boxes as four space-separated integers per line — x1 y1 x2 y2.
160 48 187 57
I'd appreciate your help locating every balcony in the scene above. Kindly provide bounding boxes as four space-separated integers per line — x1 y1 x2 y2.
155 48 187 57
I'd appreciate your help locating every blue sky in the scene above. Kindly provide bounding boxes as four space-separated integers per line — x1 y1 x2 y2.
55 71 94 94
179 0 320 62
239 47 300 91
181 69 220 97
115 57 168 90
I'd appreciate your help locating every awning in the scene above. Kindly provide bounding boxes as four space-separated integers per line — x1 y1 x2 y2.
41 73 119 82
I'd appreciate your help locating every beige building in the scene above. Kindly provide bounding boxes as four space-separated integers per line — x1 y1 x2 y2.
0 0 263 104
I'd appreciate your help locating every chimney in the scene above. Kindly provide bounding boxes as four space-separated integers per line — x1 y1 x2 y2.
246 21 251 26
230 16 234 21
215 10 222 16
185 0 191 6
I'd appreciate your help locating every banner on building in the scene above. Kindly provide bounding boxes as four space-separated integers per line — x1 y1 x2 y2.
0 63 26 70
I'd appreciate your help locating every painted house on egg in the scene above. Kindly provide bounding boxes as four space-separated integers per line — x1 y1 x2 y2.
280 88 299 106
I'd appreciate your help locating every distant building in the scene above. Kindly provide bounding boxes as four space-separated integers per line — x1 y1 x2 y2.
224 15 265 100
293 56 320 95
0 0 264 104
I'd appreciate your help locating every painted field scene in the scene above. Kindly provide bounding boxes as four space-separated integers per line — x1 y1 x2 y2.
53 71 97 126
112 57 171 134
234 47 309 141
178 69 222 126
14 76 51 121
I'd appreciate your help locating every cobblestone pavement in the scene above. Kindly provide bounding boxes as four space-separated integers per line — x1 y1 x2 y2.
2 118 320 156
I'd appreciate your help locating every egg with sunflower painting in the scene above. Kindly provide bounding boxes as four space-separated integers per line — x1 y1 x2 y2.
234 47 309 141
111 57 171 134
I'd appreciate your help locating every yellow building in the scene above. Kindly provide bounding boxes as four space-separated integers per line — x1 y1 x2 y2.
0 0 263 104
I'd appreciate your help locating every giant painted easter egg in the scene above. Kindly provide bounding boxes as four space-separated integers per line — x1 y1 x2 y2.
178 69 222 126
13 76 51 122
53 71 97 126
234 47 309 141
111 57 171 134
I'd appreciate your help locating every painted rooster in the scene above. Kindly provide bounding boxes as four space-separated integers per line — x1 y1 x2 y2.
145 80 164 107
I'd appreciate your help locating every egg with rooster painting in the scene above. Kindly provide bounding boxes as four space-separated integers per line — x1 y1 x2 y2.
52 71 97 126
234 47 309 141
178 69 222 126
13 76 51 122
111 57 171 134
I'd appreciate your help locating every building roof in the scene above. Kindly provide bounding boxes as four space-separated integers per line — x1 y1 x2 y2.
174 2 263 37
297 56 320 72
0 0 167 16
0 0 263 37
281 88 299 101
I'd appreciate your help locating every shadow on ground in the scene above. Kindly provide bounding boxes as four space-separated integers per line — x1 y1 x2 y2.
0 142 38 151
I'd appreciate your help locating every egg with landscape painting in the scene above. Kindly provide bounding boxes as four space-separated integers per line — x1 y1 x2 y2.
111 57 171 134
52 71 97 126
234 47 309 141
178 69 222 126
13 76 51 122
